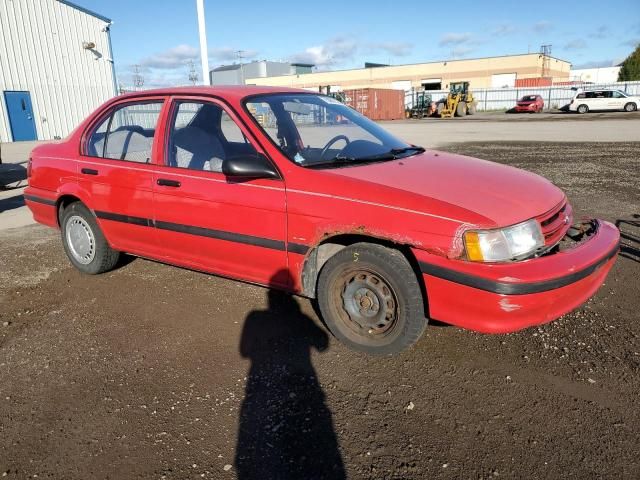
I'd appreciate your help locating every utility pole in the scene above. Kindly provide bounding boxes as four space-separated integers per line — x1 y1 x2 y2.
237 50 245 85
188 60 198 85
133 64 144 90
196 0 210 86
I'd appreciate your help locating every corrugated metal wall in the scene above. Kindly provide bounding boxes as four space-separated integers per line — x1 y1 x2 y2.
405 81 640 112
0 0 116 142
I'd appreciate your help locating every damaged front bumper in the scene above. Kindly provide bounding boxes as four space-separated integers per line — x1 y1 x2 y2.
414 219 620 333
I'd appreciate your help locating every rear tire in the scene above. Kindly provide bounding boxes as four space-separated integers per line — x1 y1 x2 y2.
61 202 120 274
577 104 589 114
455 101 467 117
317 243 427 356
468 103 477 115
624 102 637 112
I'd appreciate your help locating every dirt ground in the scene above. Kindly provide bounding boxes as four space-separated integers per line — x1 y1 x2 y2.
1 142 639 480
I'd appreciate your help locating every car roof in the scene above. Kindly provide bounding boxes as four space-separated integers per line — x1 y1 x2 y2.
116 85 311 102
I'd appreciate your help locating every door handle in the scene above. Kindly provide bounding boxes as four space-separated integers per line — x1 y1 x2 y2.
157 178 181 187
81 168 99 175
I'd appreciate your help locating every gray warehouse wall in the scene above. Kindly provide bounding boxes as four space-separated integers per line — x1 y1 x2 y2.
0 0 117 142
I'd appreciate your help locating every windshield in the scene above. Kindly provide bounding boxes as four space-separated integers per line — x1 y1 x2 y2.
245 93 420 169
521 95 537 101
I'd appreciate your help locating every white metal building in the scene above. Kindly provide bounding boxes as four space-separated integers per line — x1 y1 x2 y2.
570 66 622 84
0 0 117 142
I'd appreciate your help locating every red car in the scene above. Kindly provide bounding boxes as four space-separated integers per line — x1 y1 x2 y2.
25 86 619 355
515 94 544 113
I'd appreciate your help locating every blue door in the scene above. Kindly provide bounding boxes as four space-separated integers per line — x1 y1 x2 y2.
4 91 38 141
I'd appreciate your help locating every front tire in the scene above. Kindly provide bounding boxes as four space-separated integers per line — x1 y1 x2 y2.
317 243 427 355
61 202 120 274
577 104 589 114
624 102 637 112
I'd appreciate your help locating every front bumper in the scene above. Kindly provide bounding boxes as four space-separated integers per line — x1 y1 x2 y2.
415 220 619 333
515 104 537 112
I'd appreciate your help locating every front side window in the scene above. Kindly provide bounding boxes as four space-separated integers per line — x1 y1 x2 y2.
245 94 418 169
167 101 257 172
612 91 626 98
87 102 163 163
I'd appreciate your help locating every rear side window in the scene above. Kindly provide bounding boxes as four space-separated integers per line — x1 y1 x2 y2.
87 102 163 163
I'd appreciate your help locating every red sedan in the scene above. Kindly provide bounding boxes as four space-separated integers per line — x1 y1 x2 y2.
25 86 619 355
515 94 544 113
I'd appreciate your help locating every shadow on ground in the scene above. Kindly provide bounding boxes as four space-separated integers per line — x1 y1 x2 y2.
0 162 27 189
234 272 346 480
0 194 25 213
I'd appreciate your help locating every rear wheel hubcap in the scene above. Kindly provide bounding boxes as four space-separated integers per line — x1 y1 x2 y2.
66 215 95 265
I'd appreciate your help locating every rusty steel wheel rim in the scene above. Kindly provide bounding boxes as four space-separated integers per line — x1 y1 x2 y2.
334 268 399 337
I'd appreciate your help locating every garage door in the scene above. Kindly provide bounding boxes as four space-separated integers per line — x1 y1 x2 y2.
491 73 517 88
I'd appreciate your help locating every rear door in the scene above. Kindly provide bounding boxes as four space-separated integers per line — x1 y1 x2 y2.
589 91 607 110
151 96 289 288
79 99 165 257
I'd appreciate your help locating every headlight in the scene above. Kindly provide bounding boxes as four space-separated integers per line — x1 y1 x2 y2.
464 219 545 262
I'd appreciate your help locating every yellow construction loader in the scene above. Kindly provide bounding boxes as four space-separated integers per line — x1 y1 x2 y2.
437 82 477 118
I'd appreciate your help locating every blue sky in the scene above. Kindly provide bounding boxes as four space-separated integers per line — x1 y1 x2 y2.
78 0 640 87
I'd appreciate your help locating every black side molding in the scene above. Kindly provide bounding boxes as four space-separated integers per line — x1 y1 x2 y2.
288 243 310 255
24 194 56 206
419 241 619 295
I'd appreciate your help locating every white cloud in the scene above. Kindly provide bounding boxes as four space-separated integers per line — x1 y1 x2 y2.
450 46 474 58
622 38 640 48
564 39 587 50
438 32 473 47
289 36 358 67
573 59 616 69
491 24 516 36
210 47 258 62
124 44 260 88
589 25 610 39
533 21 553 33
139 44 198 70
367 41 413 57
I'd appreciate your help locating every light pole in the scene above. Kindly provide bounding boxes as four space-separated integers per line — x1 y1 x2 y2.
196 0 209 86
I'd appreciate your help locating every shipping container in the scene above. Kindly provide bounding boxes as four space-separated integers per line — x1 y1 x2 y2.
342 88 405 121
514 77 552 88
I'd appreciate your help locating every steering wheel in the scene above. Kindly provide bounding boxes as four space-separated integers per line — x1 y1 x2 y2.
319 135 350 160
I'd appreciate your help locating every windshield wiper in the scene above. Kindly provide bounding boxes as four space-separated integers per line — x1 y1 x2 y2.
305 152 395 169
305 145 425 169
390 146 426 156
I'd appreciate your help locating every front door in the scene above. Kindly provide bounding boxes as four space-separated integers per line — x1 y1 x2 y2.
152 97 288 288
4 91 37 141
609 91 627 109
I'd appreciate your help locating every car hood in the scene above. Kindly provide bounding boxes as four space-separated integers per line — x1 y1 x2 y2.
325 150 565 228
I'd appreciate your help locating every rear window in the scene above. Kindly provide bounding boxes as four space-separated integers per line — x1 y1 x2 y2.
86 102 163 162
521 95 537 101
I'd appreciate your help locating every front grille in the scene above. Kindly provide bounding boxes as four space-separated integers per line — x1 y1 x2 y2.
538 200 572 247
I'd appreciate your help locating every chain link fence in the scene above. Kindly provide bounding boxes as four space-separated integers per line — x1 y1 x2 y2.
404 81 640 112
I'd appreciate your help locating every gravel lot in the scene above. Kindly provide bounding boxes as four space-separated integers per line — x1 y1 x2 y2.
1 141 639 479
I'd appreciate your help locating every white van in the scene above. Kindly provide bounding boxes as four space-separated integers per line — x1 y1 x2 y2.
569 89 640 113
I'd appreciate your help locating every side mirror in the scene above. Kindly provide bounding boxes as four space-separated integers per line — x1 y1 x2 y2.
222 153 280 180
